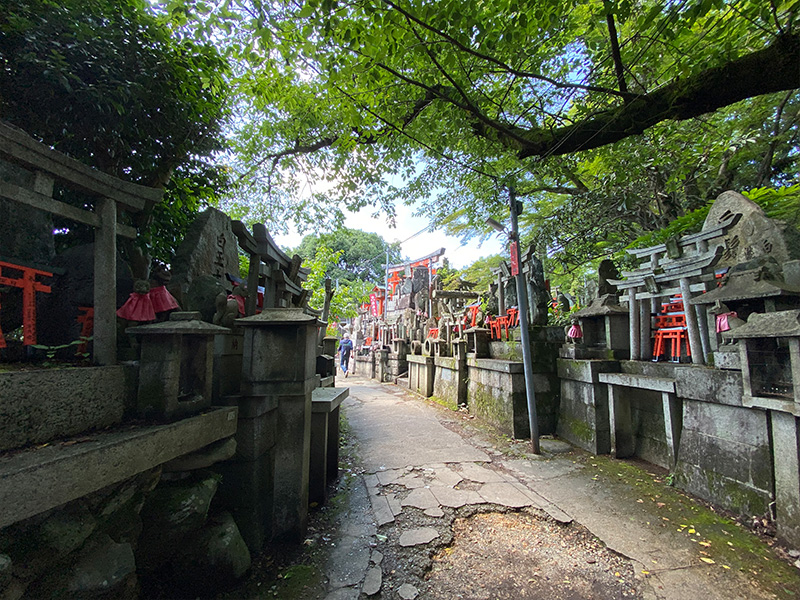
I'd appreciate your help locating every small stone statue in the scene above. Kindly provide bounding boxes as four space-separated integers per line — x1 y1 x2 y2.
564 316 583 344
213 285 247 328
117 279 156 323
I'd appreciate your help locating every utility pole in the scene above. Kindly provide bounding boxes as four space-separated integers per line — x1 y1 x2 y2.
509 187 540 454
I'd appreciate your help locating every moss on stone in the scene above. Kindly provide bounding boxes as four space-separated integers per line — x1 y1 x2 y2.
560 415 595 445
578 456 800 598
430 395 458 411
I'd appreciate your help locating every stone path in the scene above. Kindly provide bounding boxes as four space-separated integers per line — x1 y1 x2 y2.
322 375 790 600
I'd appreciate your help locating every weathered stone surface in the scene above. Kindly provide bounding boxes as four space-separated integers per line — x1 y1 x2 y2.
400 488 438 510
369 494 394 526
137 473 221 570
458 462 505 483
376 469 404 485
170 512 251 594
0 554 11 591
65 533 136 597
429 467 463 488
704 191 800 268
387 493 403 517
171 208 239 297
326 534 371 589
477 482 533 508
394 474 425 489
424 507 445 517
38 502 97 558
39 243 134 346
370 550 383 565
184 274 227 324
398 527 439 547
325 587 360 600
0 407 237 530
429 486 483 509
163 437 237 473
0 365 131 452
362 566 382 596
398 582 420 599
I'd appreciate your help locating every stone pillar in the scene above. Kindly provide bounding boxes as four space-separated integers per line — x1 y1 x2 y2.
93 197 116 365
376 349 389 382
771 412 800 547
213 331 244 403
236 308 317 542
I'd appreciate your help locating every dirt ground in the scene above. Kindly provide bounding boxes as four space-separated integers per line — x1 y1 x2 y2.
427 511 641 600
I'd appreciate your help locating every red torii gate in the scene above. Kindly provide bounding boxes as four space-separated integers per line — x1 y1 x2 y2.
0 261 53 348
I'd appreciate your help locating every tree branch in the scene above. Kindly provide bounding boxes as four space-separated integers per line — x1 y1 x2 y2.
381 0 635 100
606 12 628 96
501 33 800 159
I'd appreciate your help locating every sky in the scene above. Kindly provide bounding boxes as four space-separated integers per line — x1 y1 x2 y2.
273 202 507 270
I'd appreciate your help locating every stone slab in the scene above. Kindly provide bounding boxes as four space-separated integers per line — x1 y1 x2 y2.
400 488 438 510
429 486 484 509
398 527 439 547
312 386 349 413
368 494 394 526
398 583 419 599
457 462 506 483
599 372 675 393
0 407 238 529
362 566 382 596
477 482 534 508
394 474 425 489
429 467 463 488
375 469 404 485
424 507 445 518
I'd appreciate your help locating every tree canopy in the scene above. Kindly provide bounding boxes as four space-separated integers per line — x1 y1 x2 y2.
0 0 231 262
161 0 799 272
294 228 403 284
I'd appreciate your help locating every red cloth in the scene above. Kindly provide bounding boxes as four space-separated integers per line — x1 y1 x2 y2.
716 311 737 333
567 324 583 339
148 285 179 313
116 292 156 322
228 294 246 316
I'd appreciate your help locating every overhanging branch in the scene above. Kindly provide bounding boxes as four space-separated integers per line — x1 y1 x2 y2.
507 33 800 159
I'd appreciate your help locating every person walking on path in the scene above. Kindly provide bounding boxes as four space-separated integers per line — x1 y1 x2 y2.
338 332 353 377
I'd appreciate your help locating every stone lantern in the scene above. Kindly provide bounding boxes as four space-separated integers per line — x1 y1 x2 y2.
725 309 800 414
235 308 318 541
127 311 230 420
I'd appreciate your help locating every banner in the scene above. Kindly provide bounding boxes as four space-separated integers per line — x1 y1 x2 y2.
510 241 519 276
369 293 379 316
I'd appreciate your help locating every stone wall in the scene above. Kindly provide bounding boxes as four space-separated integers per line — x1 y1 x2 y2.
556 359 616 454
675 400 772 516
558 357 774 519
433 357 467 408
466 358 528 438
408 355 434 397
0 458 250 600
0 365 135 452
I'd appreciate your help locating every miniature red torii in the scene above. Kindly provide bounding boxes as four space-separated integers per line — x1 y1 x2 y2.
0 260 53 348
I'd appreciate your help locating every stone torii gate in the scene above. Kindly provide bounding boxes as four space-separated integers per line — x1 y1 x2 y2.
0 121 164 364
609 213 740 364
